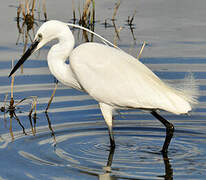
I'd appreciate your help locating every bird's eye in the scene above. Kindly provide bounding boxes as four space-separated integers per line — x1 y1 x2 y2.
37 33 43 41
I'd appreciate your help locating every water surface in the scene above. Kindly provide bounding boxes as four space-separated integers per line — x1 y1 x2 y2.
0 0 206 179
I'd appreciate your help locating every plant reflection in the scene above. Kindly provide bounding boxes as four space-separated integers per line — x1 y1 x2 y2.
8 99 26 141
127 10 137 41
45 112 57 146
0 95 38 140
1 1 47 139
28 104 37 136
1 60 38 140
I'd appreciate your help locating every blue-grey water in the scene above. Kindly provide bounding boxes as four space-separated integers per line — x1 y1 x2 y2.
0 0 206 179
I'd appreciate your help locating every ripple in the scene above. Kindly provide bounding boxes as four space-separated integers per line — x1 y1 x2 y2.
1 120 206 179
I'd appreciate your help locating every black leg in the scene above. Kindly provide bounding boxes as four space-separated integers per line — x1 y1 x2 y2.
108 126 115 148
151 111 174 153
99 103 116 149
107 146 115 168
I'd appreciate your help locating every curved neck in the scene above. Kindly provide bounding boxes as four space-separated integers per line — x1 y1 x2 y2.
47 30 82 90
50 29 75 61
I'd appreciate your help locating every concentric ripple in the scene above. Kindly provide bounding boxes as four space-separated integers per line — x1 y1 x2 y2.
0 120 205 179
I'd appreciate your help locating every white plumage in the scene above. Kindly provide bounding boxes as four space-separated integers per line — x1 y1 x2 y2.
70 42 198 114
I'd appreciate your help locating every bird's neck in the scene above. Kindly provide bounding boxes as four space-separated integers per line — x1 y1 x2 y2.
47 32 82 90
50 30 75 62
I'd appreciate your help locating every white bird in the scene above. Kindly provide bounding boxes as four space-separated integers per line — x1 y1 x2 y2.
9 20 198 153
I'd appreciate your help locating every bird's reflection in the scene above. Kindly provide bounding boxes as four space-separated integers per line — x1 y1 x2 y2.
99 148 173 180
44 113 173 179
161 152 173 180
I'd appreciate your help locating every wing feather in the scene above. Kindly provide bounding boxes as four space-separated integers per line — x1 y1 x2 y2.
70 43 192 114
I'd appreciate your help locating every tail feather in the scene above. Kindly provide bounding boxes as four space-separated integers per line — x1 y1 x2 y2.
170 73 199 108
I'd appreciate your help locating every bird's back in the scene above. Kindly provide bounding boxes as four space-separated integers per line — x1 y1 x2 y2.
70 42 196 114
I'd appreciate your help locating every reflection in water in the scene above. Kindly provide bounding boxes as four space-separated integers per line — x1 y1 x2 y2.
45 112 56 146
9 105 24 141
127 10 137 41
29 112 36 135
161 152 173 180
99 147 173 180
0 61 37 140
0 1 205 179
1 114 205 179
0 0 48 140
0 93 37 140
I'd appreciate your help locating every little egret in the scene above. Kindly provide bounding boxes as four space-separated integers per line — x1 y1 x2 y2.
9 20 198 153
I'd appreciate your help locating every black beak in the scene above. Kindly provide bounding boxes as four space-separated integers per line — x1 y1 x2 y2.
9 39 40 77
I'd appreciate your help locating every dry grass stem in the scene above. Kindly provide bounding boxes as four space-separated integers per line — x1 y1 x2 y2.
113 20 121 39
14 96 37 108
113 26 122 46
72 0 76 22
78 3 82 22
45 82 58 113
3 94 8 127
82 0 92 23
25 0 29 14
90 0 95 25
17 3 22 20
82 30 89 42
112 0 121 21
42 0 47 21
34 97 37 115
137 41 146 59
10 60 15 111
72 0 95 31
10 60 15 100
31 0 36 16
16 0 48 62
21 2 26 18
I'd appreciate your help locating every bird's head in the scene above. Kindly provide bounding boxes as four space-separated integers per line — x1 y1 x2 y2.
9 20 70 77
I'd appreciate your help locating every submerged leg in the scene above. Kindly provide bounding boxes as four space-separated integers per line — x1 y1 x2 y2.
99 103 115 148
151 111 174 153
108 126 115 148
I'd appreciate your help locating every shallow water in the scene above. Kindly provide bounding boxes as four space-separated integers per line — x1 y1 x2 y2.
0 0 206 179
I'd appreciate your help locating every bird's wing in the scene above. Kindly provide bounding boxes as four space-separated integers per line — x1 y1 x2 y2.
70 43 191 114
